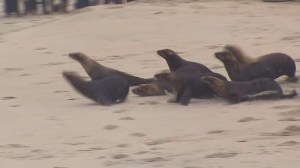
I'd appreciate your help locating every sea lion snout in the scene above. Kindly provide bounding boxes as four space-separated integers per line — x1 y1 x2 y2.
69 52 85 62
214 51 227 60
157 49 175 58
62 71 77 78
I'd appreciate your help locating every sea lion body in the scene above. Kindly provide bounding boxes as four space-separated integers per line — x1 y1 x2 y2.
63 71 129 105
202 76 297 103
69 52 153 86
157 49 212 73
218 45 297 81
155 69 227 106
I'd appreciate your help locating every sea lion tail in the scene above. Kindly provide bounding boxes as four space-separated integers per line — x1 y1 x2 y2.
281 90 298 99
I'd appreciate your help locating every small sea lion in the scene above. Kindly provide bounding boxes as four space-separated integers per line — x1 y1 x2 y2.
216 45 297 82
154 68 228 106
63 71 129 105
131 80 168 97
131 69 174 97
69 52 153 86
202 76 297 103
157 49 212 73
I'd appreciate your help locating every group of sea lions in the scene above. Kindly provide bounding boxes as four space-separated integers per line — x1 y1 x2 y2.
62 45 298 106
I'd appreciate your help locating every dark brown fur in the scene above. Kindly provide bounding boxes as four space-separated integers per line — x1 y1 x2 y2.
217 45 297 82
154 67 227 106
202 76 297 103
63 71 129 105
69 52 154 86
157 49 212 73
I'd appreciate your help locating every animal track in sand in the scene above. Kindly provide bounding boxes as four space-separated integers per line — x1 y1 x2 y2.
35 47 47 50
4 68 24 72
142 157 167 162
54 90 69 93
138 101 160 105
131 132 146 137
2 96 17 100
41 62 66 66
103 125 119 130
280 109 300 117
113 109 126 113
119 117 135 120
116 144 129 148
262 125 300 136
19 73 31 77
146 138 172 146
112 154 129 159
279 117 300 121
278 141 299 146
207 130 227 134
205 152 238 158
5 144 29 148
238 117 261 122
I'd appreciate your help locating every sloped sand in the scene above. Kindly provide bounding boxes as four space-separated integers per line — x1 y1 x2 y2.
0 0 300 167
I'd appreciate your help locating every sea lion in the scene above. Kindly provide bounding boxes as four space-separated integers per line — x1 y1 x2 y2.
157 49 212 73
131 80 168 97
69 52 153 86
216 45 297 82
63 71 129 105
154 68 228 106
202 76 297 103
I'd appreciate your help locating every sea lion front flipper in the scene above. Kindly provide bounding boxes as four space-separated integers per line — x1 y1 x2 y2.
178 87 192 106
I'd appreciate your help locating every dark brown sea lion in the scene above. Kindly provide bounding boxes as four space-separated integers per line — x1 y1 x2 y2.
63 71 129 105
69 52 154 86
202 76 297 103
216 45 297 82
154 67 228 106
157 49 212 73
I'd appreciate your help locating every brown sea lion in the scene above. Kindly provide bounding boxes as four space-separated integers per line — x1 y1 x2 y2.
154 67 228 106
131 80 168 97
63 71 129 105
216 45 297 82
202 76 297 103
69 52 154 86
157 49 212 73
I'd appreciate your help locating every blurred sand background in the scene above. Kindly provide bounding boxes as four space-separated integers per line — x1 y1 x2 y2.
0 0 300 168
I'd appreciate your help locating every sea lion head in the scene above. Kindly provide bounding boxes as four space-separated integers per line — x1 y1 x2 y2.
154 71 176 84
201 76 228 97
214 50 236 63
69 52 88 63
157 49 178 59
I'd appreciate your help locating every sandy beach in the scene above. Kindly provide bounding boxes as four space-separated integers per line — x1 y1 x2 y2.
1 0 300 167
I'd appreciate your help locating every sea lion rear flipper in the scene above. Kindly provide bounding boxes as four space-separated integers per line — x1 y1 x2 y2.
178 88 192 106
240 90 282 102
281 90 298 99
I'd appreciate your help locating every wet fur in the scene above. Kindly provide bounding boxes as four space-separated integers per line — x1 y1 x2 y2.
69 52 154 86
219 45 297 81
63 71 129 105
157 49 212 73
202 76 297 103
155 68 227 106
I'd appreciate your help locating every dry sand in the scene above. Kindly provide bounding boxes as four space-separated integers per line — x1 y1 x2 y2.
1 0 300 167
